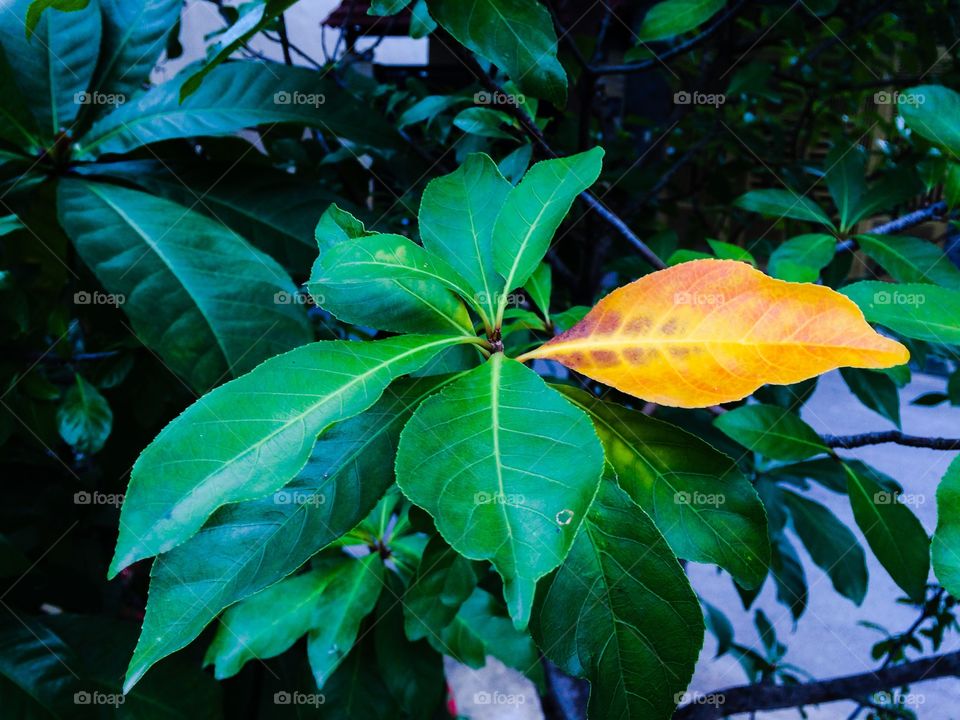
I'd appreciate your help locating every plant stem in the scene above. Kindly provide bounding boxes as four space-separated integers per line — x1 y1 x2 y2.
823 431 960 450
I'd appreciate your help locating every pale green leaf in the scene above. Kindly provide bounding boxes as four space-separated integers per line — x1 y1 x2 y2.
735 189 835 228
933 456 960 597
767 234 836 283
56 374 112 454
841 281 960 344
714 404 828 461
856 235 960 288
637 0 725 42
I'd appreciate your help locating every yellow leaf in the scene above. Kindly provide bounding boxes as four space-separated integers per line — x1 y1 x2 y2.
518 259 909 407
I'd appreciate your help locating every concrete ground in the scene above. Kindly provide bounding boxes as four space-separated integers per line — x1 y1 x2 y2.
448 371 960 719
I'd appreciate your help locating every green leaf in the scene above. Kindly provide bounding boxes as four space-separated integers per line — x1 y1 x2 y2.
499 143 534 184
320 637 400 719
75 62 402 158
0 44 40 149
492 148 604 313
714 404 828 461
525 261 552 318
453 107 515 139
427 0 567 106
397 94 467 128
899 85 960 155
734 189 836 228
846 465 929 603
707 238 756 265
932 456 960 598
841 281 960 344
532 480 704 720
824 144 867 233
403 535 481 641
767 233 836 282
215 555 382 686
409 0 437 38
782 490 868 604
558 386 769 588
58 179 311 392
369 0 412 14
56 373 112 454
122 377 448 693
94 0 183 99
315 203 372 252
178 0 300 99
855 235 960 288
636 0 724 42
770 530 808 619
428 586 544 687
945 162 960 209
0 0 101 137
840 367 901 428
110 335 471 579
396 354 604 629
419 153 513 325
309 232 474 335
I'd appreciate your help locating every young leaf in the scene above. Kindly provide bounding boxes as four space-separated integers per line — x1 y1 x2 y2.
824 144 867 233
782 490 868 604
419 153 513 325
403 535 481 642
204 557 377 679
846 465 929 603
707 238 756 265
855 235 960 288
427 0 567 106
309 232 474 336
58 180 312 393
109 335 471 578
532 480 704 720
453 107 515 139
558 386 769 588
767 233 836 283
933 456 960 598
714 404 827 461
492 148 604 313
840 367 901 428
395 354 604 630
522 260 908 407
525 261 552 318
842 281 960 344
409 0 436 38
770 532 808 620
0 0 101 137
75 63 402 158
734 189 836 228
57 374 112 454
121 377 448 693
95 0 184 99
315 203 372 251
636 0 724 42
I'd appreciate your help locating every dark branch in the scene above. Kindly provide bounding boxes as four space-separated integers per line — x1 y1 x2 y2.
836 201 949 251
824 431 960 451
674 650 960 719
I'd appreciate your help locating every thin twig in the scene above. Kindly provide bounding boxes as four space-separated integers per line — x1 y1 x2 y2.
836 201 949 251
824 431 960 451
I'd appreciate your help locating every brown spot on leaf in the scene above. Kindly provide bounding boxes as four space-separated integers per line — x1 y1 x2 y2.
591 350 618 366
660 318 680 336
626 316 652 334
597 312 622 334
624 348 651 365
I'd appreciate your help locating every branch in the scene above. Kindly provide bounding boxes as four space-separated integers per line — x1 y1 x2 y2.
674 650 960 719
590 0 747 76
836 200 949 251
824 431 960 451
456 52 667 269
